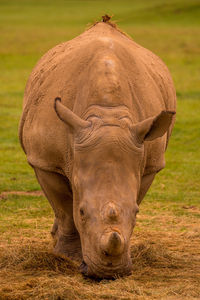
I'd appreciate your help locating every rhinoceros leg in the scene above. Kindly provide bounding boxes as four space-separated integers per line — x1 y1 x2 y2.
137 172 156 205
34 167 82 262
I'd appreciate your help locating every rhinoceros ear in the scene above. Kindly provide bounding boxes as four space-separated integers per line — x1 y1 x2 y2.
134 111 176 144
54 97 91 131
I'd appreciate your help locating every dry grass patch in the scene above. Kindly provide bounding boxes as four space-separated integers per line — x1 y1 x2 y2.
0 195 199 299
0 230 199 300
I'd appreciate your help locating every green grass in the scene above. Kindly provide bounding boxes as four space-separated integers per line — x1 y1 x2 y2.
0 195 53 236
0 0 200 299
0 0 200 193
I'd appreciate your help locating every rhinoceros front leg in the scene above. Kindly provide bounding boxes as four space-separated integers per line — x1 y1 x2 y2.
137 172 156 205
34 167 82 262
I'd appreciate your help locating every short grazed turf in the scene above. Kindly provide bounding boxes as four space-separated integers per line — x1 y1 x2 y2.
0 0 200 299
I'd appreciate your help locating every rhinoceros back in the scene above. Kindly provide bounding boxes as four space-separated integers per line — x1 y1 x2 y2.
19 22 176 178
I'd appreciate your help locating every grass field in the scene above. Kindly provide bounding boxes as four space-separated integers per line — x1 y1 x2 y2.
0 0 200 299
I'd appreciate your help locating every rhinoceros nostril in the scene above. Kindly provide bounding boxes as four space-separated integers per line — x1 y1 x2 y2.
79 260 88 275
102 250 109 256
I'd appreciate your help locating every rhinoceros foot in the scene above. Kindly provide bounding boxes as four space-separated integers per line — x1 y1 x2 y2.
51 220 82 262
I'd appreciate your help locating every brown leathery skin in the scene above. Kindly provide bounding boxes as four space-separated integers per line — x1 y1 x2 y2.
19 21 176 278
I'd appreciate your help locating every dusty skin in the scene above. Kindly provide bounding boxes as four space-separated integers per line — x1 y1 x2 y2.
19 21 176 279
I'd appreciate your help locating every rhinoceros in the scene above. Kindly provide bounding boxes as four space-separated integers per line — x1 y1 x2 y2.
19 21 176 278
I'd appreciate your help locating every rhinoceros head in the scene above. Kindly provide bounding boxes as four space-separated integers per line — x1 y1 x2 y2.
54 97 174 278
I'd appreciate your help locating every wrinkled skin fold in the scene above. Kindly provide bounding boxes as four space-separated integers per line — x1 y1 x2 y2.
19 22 176 279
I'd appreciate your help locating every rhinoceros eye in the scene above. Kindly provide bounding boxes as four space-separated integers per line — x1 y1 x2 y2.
135 206 139 216
79 206 87 223
80 208 84 216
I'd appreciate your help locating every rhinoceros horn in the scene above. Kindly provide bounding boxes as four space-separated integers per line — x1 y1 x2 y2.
133 110 176 144
54 97 91 131
100 231 124 256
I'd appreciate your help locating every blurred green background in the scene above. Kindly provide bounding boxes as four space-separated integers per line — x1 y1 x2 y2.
0 0 200 206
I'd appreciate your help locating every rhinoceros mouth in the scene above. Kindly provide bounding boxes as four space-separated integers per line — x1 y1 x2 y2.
80 254 132 279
